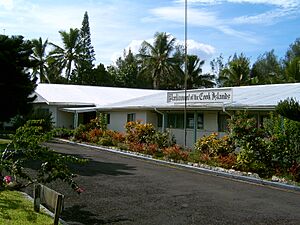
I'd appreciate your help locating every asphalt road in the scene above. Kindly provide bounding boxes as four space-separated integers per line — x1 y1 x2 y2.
27 141 300 225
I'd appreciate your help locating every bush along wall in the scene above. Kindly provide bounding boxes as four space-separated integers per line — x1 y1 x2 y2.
71 111 300 183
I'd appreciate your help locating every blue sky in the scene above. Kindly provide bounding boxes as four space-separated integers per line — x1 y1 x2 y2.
1 0 299 72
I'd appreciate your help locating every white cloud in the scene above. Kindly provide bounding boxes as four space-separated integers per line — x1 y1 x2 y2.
149 6 258 43
175 0 299 8
175 0 300 25
0 0 14 10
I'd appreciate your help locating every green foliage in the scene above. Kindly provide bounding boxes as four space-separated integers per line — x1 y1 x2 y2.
73 124 89 141
11 108 53 132
125 121 156 144
186 55 215 89
0 190 55 225
264 114 300 170
138 32 182 89
52 127 74 139
228 111 270 175
251 50 284 84
276 98 300 122
218 53 251 87
0 35 37 122
0 120 85 191
194 133 232 157
49 28 82 82
31 37 50 83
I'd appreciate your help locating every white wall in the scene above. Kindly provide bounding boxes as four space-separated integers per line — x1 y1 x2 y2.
169 111 220 148
57 110 74 129
107 111 148 132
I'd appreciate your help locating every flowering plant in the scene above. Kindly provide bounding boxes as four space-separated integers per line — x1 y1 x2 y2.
3 175 12 185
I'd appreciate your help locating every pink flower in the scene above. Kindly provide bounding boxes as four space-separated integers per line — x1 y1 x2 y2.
3 176 12 184
75 187 85 194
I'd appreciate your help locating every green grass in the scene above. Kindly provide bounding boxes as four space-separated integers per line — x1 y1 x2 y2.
0 139 11 150
0 190 56 225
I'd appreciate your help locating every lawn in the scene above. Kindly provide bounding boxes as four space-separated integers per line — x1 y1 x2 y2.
0 190 56 225
0 138 11 150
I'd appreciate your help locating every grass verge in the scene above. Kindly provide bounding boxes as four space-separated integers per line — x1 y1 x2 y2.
0 190 56 225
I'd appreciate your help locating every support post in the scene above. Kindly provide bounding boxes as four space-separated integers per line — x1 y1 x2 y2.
194 112 198 146
73 111 78 129
33 184 41 212
54 195 63 225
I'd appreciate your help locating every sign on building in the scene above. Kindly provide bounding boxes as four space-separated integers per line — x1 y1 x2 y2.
167 88 233 104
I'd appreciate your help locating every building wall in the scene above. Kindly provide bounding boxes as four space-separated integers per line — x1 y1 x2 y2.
168 111 221 148
146 111 158 127
107 111 148 132
57 109 74 129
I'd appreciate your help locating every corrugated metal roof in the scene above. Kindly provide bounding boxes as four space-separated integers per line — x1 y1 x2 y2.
99 83 300 111
34 83 164 106
34 83 300 112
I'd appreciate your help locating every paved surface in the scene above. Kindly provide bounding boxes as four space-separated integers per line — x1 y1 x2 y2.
24 141 300 225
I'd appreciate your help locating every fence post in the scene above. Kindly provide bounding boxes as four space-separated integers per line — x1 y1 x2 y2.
53 194 63 225
33 184 41 212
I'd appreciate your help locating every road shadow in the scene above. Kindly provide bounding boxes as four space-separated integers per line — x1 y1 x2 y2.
62 204 133 225
68 156 136 176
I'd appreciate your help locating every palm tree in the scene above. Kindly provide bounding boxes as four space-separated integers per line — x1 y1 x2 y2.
138 32 181 89
31 37 50 83
186 55 215 89
49 28 82 82
218 53 251 87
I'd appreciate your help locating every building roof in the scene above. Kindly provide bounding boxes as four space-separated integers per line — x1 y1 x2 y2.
34 83 164 107
34 83 300 112
99 83 300 111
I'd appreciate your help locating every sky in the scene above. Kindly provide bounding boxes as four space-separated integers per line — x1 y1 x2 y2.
1 0 300 72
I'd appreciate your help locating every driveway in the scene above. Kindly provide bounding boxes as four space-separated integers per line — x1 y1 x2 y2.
24 140 300 225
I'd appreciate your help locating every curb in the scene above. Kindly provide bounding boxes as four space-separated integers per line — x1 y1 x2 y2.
55 138 300 193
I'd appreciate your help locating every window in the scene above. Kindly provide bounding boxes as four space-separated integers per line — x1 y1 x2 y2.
127 113 136 122
106 113 110 124
187 114 194 128
197 113 204 129
218 114 230 132
167 113 203 129
157 113 163 128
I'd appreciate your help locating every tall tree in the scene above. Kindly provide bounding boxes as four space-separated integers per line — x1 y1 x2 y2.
31 37 50 83
108 49 150 88
138 32 181 89
89 63 114 86
74 11 96 84
0 35 36 122
218 53 251 87
285 56 300 82
251 50 284 84
285 38 300 63
49 28 81 82
185 55 215 89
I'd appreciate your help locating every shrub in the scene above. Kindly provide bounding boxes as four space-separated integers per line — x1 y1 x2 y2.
276 98 300 122
0 120 85 192
151 131 176 148
111 131 126 146
264 113 300 173
73 124 89 141
235 143 268 175
125 121 156 144
216 153 237 169
52 128 74 139
98 137 113 146
87 128 103 143
163 145 189 162
194 133 233 157
143 143 159 155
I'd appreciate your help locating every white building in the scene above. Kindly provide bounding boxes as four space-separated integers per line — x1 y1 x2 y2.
33 83 300 147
